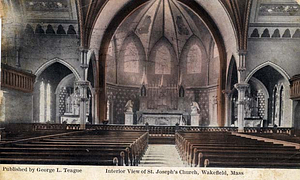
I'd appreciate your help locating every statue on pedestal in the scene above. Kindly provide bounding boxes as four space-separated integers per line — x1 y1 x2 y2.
124 100 134 125
125 100 134 112
191 102 200 114
190 102 200 126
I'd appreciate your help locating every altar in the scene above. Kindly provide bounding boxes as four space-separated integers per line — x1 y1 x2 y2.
61 114 80 124
137 110 187 126
244 117 264 127
131 79 197 126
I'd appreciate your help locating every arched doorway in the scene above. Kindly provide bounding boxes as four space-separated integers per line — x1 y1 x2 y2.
245 64 292 127
33 62 81 123
226 57 238 126
91 0 228 126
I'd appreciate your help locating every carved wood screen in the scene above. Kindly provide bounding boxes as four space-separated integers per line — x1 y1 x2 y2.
290 74 300 100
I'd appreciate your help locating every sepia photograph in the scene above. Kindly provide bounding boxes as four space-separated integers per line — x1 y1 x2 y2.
0 0 300 179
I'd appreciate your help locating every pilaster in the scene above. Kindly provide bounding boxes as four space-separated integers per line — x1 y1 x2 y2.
234 83 249 132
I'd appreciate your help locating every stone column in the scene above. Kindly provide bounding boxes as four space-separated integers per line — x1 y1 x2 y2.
234 83 249 132
78 48 89 129
222 90 232 126
94 88 101 124
76 81 89 129
237 50 247 79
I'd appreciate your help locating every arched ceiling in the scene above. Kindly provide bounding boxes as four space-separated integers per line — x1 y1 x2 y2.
77 0 250 53
77 0 242 126
112 0 211 59
218 0 252 50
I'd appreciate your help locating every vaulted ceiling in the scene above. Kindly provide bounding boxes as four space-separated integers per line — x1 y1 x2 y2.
111 0 211 59
76 0 252 51
219 0 252 50
76 0 107 48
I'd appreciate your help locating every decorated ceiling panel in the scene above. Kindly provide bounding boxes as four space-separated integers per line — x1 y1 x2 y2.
130 0 205 58
23 0 77 20
250 0 300 23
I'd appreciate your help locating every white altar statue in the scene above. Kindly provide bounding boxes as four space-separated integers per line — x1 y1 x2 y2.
191 102 200 114
125 100 134 125
125 100 134 112
190 102 200 126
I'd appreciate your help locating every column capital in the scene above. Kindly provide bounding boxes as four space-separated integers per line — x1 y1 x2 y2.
80 64 89 69
234 83 249 91
75 80 90 87
79 47 89 53
238 49 247 55
222 89 232 95
237 50 247 72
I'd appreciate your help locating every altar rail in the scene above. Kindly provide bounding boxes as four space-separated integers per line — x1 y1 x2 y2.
178 126 238 132
244 127 294 135
33 124 237 133
0 123 295 135
1 64 36 93
86 124 146 131
33 123 81 130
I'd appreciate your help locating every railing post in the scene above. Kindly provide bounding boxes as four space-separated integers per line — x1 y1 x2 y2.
175 123 179 132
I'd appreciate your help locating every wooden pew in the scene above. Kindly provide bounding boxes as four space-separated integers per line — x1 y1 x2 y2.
175 132 300 168
0 130 149 166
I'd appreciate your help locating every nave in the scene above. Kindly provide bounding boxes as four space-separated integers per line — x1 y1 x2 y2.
0 124 300 168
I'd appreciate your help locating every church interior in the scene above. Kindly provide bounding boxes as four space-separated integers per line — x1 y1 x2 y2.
0 0 300 168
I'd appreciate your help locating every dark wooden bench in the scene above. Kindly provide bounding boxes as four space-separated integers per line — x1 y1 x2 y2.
0 130 149 166
176 132 300 168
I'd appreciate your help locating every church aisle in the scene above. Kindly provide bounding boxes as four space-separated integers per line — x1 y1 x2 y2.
139 144 185 167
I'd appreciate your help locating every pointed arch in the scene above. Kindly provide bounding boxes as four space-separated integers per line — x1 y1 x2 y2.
92 0 229 125
245 61 290 84
180 35 208 75
120 32 145 73
35 58 81 80
149 37 176 75
226 56 238 90
121 33 144 73
86 51 97 87
155 45 171 74
187 44 202 74
249 77 270 120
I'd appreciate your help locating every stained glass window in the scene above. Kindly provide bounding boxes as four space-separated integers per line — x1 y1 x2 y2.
124 42 139 73
187 44 201 74
155 46 171 74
